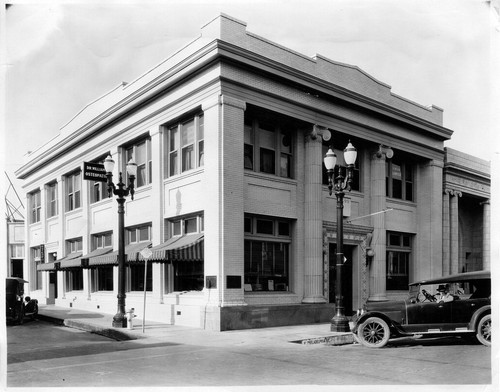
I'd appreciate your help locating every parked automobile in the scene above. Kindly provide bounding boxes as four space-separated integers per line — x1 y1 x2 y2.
352 270 491 348
5 277 38 324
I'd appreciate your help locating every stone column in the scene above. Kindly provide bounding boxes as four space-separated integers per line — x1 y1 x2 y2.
442 189 451 276
450 190 461 274
481 200 490 271
302 125 326 303
369 151 387 301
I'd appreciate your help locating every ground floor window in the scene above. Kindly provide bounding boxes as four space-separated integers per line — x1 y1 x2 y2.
127 263 152 292
244 241 289 291
66 269 83 291
172 261 204 292
386 231 412 290
92 266 114 291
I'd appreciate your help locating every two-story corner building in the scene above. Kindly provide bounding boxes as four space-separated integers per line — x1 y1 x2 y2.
14 14 489 331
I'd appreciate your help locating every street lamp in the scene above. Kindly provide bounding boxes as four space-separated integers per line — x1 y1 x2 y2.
323 141 357 332
104 154 137 328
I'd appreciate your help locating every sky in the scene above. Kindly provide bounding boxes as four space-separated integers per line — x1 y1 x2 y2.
1 0 499 195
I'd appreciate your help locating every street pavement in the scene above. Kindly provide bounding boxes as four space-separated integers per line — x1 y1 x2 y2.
4 305 495 389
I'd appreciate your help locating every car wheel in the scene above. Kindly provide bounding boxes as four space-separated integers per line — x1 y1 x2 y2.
476 314 491 347
357 316 390 348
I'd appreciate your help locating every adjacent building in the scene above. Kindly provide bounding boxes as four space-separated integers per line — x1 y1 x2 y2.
15 14 490 331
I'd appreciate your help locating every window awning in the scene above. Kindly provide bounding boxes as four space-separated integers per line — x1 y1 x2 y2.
37 261 60 271
88 242 151 266
58 252 84 269
145 234 204 262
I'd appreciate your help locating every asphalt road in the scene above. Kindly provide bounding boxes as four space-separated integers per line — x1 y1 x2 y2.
6 319 493 389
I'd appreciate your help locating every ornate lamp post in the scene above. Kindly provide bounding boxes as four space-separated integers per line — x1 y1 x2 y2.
323 141 357 332
104 154 137 328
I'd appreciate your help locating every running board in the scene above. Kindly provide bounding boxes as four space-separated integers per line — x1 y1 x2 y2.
418 329 475 335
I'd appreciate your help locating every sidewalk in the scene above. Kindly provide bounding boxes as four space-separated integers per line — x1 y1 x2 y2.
37 305 355 347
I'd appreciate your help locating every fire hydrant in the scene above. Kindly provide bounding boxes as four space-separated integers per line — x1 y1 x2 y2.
126 308 136 330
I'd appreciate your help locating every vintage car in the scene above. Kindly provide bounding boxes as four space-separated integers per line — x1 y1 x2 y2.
352 270 491 348
5 277 38 324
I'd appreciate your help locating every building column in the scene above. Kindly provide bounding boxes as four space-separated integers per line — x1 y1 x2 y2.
369 150 387 301
202 94 246 311
481 199 490 271
442 189 451 276
450 190 461 274
56 176 65 300
149 125 164 304
302 125 326 303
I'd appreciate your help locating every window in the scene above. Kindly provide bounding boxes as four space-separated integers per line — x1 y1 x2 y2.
66 270 83 291
66 171 81 211
128 263 152 292
244 114 294 179
386 232 412 290
322 141 361 192
244 215 291 292
10 244 25 258
92 266 113 292
127 224 151 244
46 182 58 218
29 190 41 223
167 213 204 238
90 157 111 204
165 114 204 178
32 247 42 290
125 138 152 188
92 232 113 249
386 159 413 201
66 238 83 254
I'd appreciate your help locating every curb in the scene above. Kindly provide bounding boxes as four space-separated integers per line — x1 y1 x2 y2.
37 314 137 341
291 333 355 346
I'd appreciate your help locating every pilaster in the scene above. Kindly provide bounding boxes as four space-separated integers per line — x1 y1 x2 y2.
368 151 387 301
450 190 461 274
481 200 490 270
442 189 451 276
302 125 326 303
202 94 247 308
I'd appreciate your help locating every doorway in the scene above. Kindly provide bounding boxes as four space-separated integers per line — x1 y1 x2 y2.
329 243 355 316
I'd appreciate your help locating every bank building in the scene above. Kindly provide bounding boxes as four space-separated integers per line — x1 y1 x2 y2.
15 14 490 331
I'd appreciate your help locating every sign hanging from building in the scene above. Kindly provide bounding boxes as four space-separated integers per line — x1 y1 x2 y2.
83 162 107 182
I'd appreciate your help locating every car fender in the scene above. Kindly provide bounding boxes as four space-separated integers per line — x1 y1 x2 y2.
468 305 490 330
354 311 394 331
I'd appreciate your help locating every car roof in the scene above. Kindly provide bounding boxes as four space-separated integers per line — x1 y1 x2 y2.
6 277 29 284
409 270 490 286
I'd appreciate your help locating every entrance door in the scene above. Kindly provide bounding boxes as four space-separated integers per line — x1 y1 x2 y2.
49 271 58 299
329 244 354 316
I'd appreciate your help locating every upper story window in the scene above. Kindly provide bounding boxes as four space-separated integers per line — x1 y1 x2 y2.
322 138 361 192
165 114 204 178
66 171 81 212
46 182 58 218
92 232 113 250
90 156 111 204
127 224 151 244
29 190 41 223
125 138 152 188
386 158 414 201
167 213 204 238
66 238 83 254
244 115 294 179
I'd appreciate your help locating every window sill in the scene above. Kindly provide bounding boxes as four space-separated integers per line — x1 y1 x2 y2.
244 171 297 185
164 168 204 185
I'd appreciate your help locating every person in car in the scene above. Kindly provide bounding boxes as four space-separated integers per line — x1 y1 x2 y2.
436 284 454 303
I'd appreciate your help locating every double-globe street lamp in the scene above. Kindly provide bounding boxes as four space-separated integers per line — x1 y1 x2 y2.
104 154 137 328
323 141 357 332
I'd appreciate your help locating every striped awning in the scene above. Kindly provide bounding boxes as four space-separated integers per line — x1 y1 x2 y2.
37 261 60 271
88 242 151 266
58 252 84 269
146 234 204 262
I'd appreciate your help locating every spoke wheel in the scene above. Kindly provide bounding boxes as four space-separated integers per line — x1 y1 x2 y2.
357 317 390 348
476 314 491 347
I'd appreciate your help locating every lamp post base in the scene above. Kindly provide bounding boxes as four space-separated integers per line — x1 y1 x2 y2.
112 312 127 328
330 315 350 332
